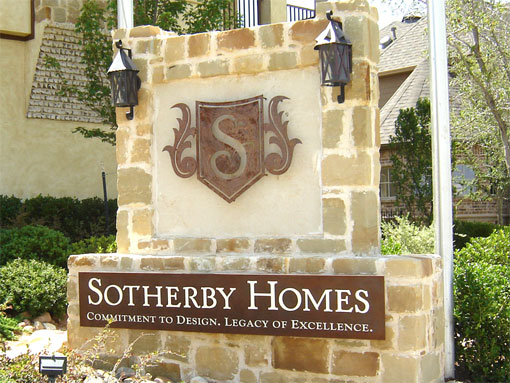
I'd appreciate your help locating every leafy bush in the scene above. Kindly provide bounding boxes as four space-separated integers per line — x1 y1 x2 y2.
0 225 70 268
454 228 510 381
381 215 435 255
0 195 117 241
70 234 117 254
0 303 20 341
0 259 67 318
0 353 43 383
453 219 504 250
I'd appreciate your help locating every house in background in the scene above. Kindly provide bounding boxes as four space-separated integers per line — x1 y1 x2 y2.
378 16 510 224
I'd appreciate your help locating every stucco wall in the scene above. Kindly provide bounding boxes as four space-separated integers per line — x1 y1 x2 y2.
0 21 117 199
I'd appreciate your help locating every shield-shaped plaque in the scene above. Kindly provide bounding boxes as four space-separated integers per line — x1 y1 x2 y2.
163 95 301 203
196 96 264 202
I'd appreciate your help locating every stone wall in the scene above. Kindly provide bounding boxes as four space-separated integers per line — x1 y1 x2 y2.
68 253 444 383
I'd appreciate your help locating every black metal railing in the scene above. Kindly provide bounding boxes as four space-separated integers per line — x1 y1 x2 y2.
236 0 259 28
287 4 316 22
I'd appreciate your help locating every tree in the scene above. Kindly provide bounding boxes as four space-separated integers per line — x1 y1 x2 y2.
46 0 239 145
389 98 434 224
447 0 510 223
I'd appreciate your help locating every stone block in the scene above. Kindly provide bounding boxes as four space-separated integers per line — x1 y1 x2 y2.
163 257 185 270
323 198 347 235
36 7 51 22
119 256 134 270
332 257 377 275
300 44 319 67
345 61 371 102
188 33 210 57
381 354 419 383
116 209 130 253
331 351 379 377
133 58 148 83
118 167 152 206
255 238 292 253
344 15 370 60
116 127 129 165
322 109 344 149
420 353 441 382
152 65 164 83
290 19 328 43
131 138 151 163
129 26 163 38
387 285 423 313
398 315 427 351
68 254 98 268
351 190 379 253
289 257 325 273
195 346 238 381
145 362 181 383
163 335 191 362
165 36 186 62
140 257 164 271
256 257 285 273
174 238 212 253
385 257 433 278
260 372 288 383
222 256 251 271
136 38 162 55
217 238 251 253
268 51 298 71
132 208 153 237
136 123 152 136
189 256 216 271
100 255 119 268
321 153 372 186
352 106 372 148
166 64 192 81
370 325 395 350
244 343 269 366
53 7 66 23
240 369 257 383
233 54 265 74
129 330 161 354
197 59 229 78
273 337 329 374
368 18 380 63
134 87 152 121
217 28 255 50
259 23 284 48
297 238 346 253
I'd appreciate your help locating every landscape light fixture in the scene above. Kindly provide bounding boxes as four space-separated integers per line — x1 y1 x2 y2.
314 11 353 103
39 355 67 383
107 40 141 120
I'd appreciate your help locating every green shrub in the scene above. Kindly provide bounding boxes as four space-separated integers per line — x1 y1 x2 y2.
0 195 117 241
0 353 43 383
0 259 67 318
0 225 70 268
381 215 435 255
0 195 22 226
70 234 117 254
453 219 504 250
0 304 20 341
454 228 510 382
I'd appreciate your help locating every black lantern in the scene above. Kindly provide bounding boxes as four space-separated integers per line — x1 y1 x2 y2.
107 40 141 120
314 11 353 103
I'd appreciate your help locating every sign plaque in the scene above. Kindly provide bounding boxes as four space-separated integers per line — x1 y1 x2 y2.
79 272 385 340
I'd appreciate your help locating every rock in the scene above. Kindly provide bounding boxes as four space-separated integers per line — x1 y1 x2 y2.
20 311 31 319
154 377 173 383
115 366 136 380
23 325 34 333
190 377 208 383
42 322 57 330
18 321 27 328
33 321 45 330
33 312 52 323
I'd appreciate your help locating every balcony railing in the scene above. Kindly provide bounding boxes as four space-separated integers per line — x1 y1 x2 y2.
235 0 315 28
287 4 316 22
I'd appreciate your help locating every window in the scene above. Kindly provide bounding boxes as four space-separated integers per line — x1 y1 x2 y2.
453 164 475 196
380 167 397 199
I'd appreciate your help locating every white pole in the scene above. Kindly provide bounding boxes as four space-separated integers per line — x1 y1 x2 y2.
118 0 134 29
428 0 455 379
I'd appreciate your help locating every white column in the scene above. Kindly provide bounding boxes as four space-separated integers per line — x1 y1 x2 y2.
428 0 455 379
118 0 134 29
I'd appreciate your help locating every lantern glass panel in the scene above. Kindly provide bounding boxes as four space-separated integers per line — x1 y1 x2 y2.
109 70 139 107
318 43 352 87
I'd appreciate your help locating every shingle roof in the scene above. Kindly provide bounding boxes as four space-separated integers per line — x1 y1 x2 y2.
379 16 428 74
380 59 430 145
27 23 103 123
